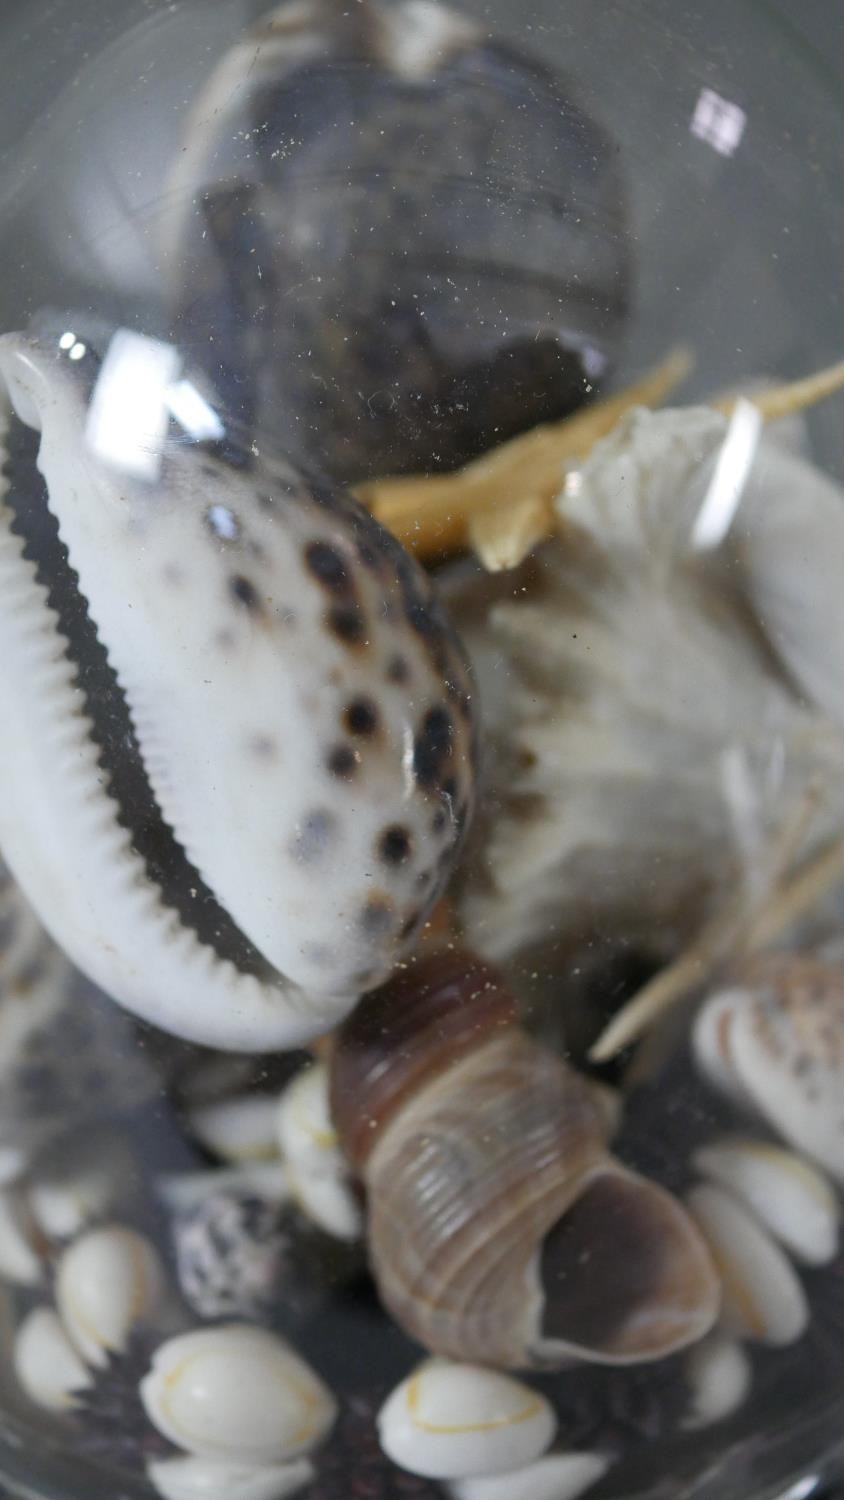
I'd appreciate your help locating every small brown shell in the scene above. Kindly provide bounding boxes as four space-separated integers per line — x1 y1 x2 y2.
331 951 719 1369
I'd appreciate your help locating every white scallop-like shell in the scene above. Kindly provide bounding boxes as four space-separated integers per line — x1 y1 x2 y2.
140 1324 336 1464
0 1188 44 1286
686 1184 809 1346
188 1095 281 1165
448 1452 609 1500
277 1065 362 1241
695 966 844 1183
693 1137 839 1265
377 1359 556 1480
55 1224 166 1366
682 1330 752 1429
13 1306 91 1411
147 1455 314 1500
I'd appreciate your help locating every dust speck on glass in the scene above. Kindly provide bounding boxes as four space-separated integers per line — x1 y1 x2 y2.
0 1 843 1499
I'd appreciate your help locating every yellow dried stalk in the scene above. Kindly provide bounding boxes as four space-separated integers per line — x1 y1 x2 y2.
360 353 844 570
355 349 692 560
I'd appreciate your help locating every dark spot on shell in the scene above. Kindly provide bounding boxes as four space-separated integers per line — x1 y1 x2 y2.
416 867 435 889
327 744 360 780
413 706 454 790
344 697 379 738
328 603 366 646
305 540 349 593
360 895 394 937
290 809 338 864
230 574 261 612
249 733 278 760
379 825 412 866
442 775 459 802
357 540 381 571
400 911 422 941
431 809 448 835
407 601 438 638
163 563 185 586
215 627 236 650
386 654 409 684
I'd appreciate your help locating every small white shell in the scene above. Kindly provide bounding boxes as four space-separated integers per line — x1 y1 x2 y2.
147 1455 314 1500
682 1331 752 1429
276 1065 337 1167
0 1188 44 1285
140 1324 336 1464
285 1160 363 1243
13 1306 91 1411
56 1223 166 1366
449 1452 609 1500
156 1163 290 1215
277 1065 362 1241
687 1184 809 1346
188 1095 281 1164
693 1138 839 1265
377 1358 556 1480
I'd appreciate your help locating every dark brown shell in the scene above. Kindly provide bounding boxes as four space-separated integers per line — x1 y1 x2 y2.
330 947 517 1171
167 0 631 482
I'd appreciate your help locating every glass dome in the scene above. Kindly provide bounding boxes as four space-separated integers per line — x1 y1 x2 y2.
0 3 843 1499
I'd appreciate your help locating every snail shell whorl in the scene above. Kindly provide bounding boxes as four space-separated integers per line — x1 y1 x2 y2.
330 949 518 1172
332 951 719 1369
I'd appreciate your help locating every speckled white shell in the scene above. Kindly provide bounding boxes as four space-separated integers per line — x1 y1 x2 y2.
694 963 844 1183
0 332 475 1050
140 1324 336 1464
377 1359 556 1480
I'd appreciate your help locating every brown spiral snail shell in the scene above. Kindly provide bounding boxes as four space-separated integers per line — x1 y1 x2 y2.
330 949 720 1370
